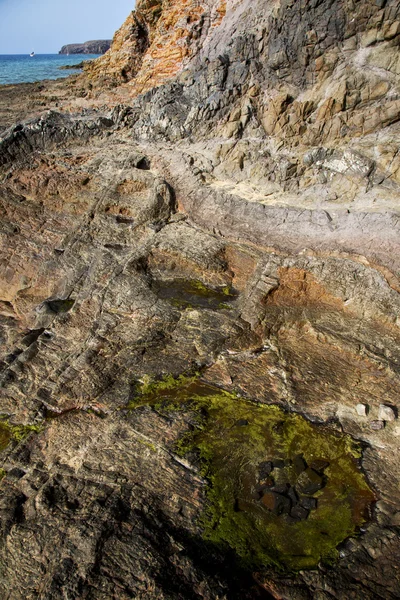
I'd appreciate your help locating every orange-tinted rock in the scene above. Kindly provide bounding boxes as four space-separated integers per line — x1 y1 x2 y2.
84 0 227 94
261 491 291 515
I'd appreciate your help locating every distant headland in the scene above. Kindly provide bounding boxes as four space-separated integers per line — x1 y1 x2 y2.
59 40 111 55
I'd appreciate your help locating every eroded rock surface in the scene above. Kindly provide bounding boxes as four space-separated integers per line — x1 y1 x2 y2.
1 0 400 598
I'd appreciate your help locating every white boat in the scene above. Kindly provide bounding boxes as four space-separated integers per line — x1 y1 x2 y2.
30 51 35 57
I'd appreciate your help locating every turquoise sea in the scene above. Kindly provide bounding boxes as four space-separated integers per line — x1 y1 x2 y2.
0 54 101 85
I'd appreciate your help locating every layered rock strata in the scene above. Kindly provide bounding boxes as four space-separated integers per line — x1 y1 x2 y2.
1 0 400 598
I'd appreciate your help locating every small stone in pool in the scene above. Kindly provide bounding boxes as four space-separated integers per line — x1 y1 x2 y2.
272 483 290 495
290 505 310 521
300 496 318 510
293 453 307 474
258 461 273 478
296 468 325 495
260 476 275 489
261 491 291 515
309 459 330 473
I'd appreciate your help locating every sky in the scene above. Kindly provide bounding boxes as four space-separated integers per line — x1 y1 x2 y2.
0 0 135 54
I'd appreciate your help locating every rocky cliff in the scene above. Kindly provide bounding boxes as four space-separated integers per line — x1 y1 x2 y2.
84 0 226 91
59 40 112 55
1 1 400 599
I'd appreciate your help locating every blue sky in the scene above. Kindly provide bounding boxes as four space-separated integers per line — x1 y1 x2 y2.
0 0 134 54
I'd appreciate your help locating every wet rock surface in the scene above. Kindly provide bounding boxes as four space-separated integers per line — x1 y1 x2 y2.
257 455 329 522
126 377 374 572
1 0 400 598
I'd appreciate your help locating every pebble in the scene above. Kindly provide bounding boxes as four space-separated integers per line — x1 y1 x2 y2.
370 420 385 430
356 403 368 417
378 405 397 422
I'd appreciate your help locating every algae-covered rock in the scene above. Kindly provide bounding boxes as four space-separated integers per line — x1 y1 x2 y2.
130 376 375 571
0 422 11 452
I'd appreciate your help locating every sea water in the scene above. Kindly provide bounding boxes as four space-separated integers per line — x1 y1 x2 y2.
0 54 101 85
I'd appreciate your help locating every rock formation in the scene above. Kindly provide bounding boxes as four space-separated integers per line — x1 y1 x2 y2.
1 0 400 598
84 0 226 90
59 40 112 55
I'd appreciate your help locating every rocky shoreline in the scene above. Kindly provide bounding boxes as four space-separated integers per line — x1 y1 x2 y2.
1 1 400 598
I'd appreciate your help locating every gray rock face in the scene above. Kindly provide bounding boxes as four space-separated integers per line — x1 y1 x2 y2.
59 40 112 55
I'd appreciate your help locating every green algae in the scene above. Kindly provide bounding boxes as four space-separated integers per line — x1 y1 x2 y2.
11 424 42 442
130 373 198 403
136 438 157 452
128 376 375 572
218 302 234 310
46 298 75 314
0 423 11 452
0 421 42 486
0 421 42 451
153 278 237 310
